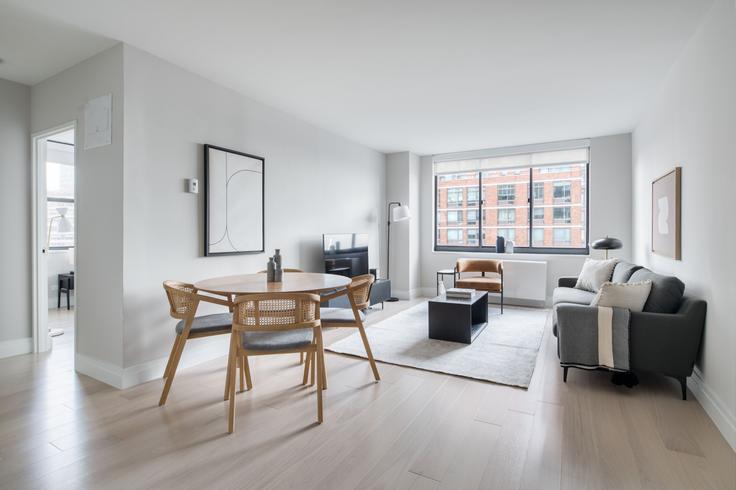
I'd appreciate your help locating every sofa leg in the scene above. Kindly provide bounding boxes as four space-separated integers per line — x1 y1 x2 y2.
563 366 568 383
679 377 687 401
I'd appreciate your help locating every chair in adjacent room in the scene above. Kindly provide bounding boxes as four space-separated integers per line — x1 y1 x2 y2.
160 281 245 406
225 292 324 433
454 258 504 313
314 274 380 385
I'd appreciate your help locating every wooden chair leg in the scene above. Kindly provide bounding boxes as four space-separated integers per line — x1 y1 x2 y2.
310 351 316 387
243 355 252 390
302 350 311 385
163 335 182 379
299 352 304 364
238 355 245 393
159 336 186 406
315 349 323 424
224 334 236 401
357 324 380 381
319 344 328 390
227 349 237 433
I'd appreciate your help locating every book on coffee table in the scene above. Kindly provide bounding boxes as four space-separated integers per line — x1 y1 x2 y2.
445 288 474 300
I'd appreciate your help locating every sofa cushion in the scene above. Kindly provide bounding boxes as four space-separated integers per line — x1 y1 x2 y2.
591 281 652 312
574 258 618 292
553 287 596 306
611 261 643 283
628 268 685 313
456 276 502 292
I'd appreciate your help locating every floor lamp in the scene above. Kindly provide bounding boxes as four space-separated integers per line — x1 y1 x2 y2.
386 201 411 302
47 207 73 337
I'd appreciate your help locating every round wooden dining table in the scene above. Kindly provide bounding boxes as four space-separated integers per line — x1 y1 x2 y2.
193 272 351 297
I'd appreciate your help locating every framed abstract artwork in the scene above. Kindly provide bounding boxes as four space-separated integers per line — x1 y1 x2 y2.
651 167 681 260
204 144 264 256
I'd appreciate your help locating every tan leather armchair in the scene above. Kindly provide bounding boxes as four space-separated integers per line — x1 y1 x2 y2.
454 258 504 313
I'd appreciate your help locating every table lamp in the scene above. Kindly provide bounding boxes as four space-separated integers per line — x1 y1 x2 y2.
591 236 622 259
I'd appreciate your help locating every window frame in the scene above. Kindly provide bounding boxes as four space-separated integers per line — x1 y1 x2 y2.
434 162 589 255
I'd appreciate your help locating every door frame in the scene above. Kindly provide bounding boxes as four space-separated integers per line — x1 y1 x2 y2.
31 121 77 353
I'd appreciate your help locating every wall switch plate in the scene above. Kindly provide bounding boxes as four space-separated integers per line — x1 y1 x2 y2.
188 178 199 194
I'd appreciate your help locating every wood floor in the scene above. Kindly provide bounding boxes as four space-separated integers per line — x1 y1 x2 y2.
0 300 733 489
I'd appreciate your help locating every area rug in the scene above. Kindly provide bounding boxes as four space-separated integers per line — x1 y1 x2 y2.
326 302 549 388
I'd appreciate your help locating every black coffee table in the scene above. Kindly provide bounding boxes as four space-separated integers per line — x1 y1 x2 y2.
428 291 488 344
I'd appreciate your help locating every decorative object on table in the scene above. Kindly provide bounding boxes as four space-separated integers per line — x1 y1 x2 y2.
651 167 681 259
435 269 455 296
495 235 506 253
266 257 276 282
591 236 623 259
445 287 474 300
574 258 618 292
204 145 264 256
454 258 504 313
47 207 72 249
327 301 547 388
273 263 283 283
273 249 282 269
505 240 515 254
385 201 411 302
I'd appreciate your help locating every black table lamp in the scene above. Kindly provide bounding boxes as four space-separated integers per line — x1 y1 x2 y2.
591 236 623 259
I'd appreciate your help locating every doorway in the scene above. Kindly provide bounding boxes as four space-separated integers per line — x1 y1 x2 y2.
32 123 76 354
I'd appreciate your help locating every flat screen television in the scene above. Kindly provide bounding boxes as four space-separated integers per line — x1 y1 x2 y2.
323 233 369 278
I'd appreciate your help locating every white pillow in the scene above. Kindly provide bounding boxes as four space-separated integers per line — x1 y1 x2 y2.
575 258 618 292
591 281 652 312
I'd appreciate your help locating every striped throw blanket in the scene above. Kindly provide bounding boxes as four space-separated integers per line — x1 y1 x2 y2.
557 305 630 372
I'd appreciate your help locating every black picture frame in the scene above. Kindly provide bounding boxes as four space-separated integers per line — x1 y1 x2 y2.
204 144 265 256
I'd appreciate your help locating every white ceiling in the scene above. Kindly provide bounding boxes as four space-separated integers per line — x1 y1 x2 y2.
1 0 713 154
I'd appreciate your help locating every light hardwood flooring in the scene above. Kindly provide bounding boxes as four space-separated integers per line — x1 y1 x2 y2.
0 300 733 489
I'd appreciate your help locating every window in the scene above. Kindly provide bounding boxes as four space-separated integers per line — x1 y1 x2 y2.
467 187 479 206
497 208 515 225
434 146 588 253
553 207 571 223
497 184 515 204
553 228 571 245
447 229 464 243
553 182 571 203
46 141 75 249
533 207 545 223
447 188 463 206
533 182 544 201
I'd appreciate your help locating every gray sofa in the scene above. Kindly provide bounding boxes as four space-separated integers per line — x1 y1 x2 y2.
553 261 707 399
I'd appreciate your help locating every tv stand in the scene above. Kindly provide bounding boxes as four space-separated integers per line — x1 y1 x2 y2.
324 278 391 309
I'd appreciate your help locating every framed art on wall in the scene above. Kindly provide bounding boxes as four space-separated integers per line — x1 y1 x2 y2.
204 144 264 256
651 167 681 260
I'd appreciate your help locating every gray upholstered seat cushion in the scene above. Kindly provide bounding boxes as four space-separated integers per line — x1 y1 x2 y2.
240 328 314 351
612 261 643 283
175 313 232 335
552 287 596 306
628 268 685 313
320 307 366 323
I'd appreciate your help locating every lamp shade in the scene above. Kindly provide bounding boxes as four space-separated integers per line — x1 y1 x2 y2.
591 236 622 250
56 207 73 233
391 204 411 222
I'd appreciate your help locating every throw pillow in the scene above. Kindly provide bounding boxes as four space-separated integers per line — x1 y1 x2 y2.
591 281 653 312
574 258 618 292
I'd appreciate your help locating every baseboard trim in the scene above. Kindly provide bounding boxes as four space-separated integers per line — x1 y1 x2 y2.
0 337 33 359
689 368 736 451
75 353 124 389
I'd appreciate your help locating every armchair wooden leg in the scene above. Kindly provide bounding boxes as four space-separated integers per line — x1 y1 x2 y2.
319 345 327 390
302 351 311 385
315 348 324 424
163 335 182 379
159 336 186 406
238 356 245 393
243 356 252 391
357 325 380 381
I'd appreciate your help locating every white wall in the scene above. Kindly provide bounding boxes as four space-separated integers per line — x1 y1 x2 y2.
0 78 32 357
31 44 125 375
632 0 735 449
121 46 386 375
419 134 633 302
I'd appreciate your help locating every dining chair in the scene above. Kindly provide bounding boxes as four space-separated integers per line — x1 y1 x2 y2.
226 292 324 433
313 274 379 385
160 281 245 406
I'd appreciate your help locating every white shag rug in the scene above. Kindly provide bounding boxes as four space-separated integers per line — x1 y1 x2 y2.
326 302 549 388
